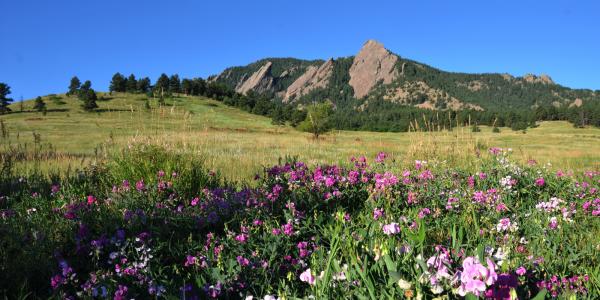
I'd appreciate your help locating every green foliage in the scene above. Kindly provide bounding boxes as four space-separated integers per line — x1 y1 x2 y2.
77 80 98 111
0 83 13 114
33 96 46 112
298 102 333 138
0 150 597 298
67 76 80 96
109 72 127 92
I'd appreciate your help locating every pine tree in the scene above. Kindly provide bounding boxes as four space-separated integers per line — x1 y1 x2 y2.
169 74 181 94
155 74 170 98
137 77 151 94
109 72 127 92
126 74 137 93
78 80 98 111
0 83 13 114
33 96 46 112
68 76 81 96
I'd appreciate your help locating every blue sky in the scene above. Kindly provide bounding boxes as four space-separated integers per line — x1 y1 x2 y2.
1 0 599 99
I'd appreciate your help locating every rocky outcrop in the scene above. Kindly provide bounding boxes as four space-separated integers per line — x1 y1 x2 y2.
235 61 274 95
283 59 334 102
349 40 399 98
522 73 554 85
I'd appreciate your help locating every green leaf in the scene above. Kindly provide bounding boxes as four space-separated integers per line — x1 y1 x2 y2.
531 289 547 300
465 293 479 300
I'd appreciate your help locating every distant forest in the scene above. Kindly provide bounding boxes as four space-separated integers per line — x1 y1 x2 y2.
105 72 600 132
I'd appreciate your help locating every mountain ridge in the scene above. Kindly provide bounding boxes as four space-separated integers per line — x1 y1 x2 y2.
211 40 598 111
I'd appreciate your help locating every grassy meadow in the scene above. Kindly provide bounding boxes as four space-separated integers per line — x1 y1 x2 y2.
1 93 600 299
2 93 599 181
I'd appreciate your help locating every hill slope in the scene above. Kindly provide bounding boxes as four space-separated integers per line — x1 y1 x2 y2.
211 40 600 111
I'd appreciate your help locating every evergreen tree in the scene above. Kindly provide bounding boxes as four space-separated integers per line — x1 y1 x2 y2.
169 74 180 94
126 74 137 93
0 83 13 114
137 77 151 94
181 79 193 95
155 74 170 97
68 76 81 96
109 72 127 92
78 80 98 111
33 96 46 112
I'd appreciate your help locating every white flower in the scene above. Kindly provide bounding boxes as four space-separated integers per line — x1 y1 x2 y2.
397 278 412 290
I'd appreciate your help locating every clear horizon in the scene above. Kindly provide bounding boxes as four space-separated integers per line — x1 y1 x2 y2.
1 0 599 99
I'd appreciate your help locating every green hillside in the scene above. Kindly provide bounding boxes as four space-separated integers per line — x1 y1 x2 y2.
2 93 599 181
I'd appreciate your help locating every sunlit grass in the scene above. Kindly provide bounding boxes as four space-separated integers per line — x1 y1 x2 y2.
2 93 599 181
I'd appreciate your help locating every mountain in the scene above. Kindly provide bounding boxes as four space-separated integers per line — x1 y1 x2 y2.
211 40 599 112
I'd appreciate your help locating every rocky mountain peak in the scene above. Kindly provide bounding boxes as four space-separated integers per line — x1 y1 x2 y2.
349 40 399 98
235 61 274 95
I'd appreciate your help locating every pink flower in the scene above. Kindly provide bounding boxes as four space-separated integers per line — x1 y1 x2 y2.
282 222 294 236
135 180 145 191
418 208 431 219
516 266 527 276
184 255 197 267
191 197 200 206
382 223 401 235
236 255 250 267
325 176 336 187
87 195 96 205
300 268 316 285
375 152 387 163
235 233 249 243
489 147 501 155
535 177 545 187
457 257 497 297
548 217 558 230
373 208 385 220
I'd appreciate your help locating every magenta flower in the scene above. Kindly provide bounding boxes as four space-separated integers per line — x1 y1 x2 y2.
235 233 249 243
236 255 250 267
185 255 197 267
418 208 431 219
548 217 558 230
382 223 401 235
135 180 145 191
516 266 527 276
282 222 294 236
300 268 316 285
86 195 96 205
535 177 545 186
325 176 336 187
373 208 385 220
375 152 387 163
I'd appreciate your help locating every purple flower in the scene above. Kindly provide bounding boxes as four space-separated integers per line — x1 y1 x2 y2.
135 180 145 191
382 223 401 235
375 152 387 163
236 255 250 267
282 222 294 236
373 208 385 220
114 285 128 300
548 217 558 230
185 255 197 267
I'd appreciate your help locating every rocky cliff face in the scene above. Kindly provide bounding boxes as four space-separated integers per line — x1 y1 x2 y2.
283 59 334 102
235 61 274 95
211 39 597 112
348 40 399 98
